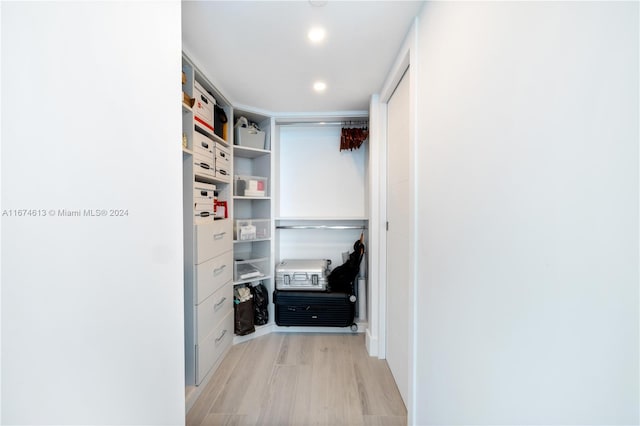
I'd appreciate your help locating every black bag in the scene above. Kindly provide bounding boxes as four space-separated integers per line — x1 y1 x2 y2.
234 297 255 336
251 282 269 326
214 105 228 139
328 236 365 293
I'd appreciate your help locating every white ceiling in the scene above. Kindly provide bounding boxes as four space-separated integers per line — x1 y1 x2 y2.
182 1 424 115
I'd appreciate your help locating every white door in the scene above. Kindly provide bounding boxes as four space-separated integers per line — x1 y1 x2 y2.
386 67 411 406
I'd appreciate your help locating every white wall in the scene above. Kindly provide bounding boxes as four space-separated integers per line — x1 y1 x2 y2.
1 2 185 424
278 125 367 219
413 2 639 424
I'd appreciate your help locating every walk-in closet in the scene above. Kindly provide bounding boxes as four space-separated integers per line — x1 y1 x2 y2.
179 2 420 421
4 2 637 426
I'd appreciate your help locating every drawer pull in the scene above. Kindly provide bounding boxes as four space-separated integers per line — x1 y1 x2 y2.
215 329 227 343
199 163 211 170
218 169 228 176
213 265 226 275
201 141 209 149
213 232 226 240
214 297 227 311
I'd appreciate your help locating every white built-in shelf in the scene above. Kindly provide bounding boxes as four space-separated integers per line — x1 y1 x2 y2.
182 147 193 155
276 225 366 230
234 145 270 159
233 238 271 244
276 217 369 221
234 196 272 201
182 103 193 114
194 125 229 148
234 274 273 286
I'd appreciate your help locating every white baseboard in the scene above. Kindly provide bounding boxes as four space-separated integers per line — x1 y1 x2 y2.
273 321 367 334
232 321 369 346
233 323 275 345
366 328 378 357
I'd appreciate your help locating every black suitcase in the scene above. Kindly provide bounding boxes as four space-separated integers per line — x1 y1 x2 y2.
273 290 356 329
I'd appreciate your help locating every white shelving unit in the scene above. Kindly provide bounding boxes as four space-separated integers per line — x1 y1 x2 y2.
232 109 275 342
182 53 235 410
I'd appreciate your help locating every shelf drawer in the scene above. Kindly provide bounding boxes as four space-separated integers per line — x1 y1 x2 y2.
195 249 232 304
195 310 233 385
196 282 233 344
195 219 232 264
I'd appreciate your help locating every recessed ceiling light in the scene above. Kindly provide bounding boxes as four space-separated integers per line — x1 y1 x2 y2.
313 81 327 92
308 27 326 43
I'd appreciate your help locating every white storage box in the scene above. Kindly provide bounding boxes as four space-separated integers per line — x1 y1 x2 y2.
193 182 216 217
235 126 265 149
193 182 216 200
193 132 215 158
215 164 231 181
215 144 230 166
234 257 269 282
275 259 330 291
193 81 215 136
234 175 268 197
234 219 270 241
193 152 215 180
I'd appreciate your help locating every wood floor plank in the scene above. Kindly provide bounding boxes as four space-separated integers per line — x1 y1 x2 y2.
255 365 298 425
363 415 408 426
288 364 314 426
199 413 249 426
209 333 283 416
276 332 314 366
349 335 406 417
186 332 407 426
187 343 248 426
326 334 365 426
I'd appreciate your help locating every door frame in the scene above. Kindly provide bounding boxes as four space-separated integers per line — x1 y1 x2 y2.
368 16 418 425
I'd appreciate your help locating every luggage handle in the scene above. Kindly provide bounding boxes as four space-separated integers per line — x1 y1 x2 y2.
292 272 308 280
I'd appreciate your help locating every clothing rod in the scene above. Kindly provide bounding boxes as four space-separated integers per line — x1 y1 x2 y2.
277 120 368 127
276 225 367 230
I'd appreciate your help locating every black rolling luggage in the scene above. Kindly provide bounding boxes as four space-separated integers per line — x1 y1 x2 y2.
273 290 356 329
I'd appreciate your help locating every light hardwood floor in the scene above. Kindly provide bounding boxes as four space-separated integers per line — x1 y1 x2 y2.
187 333 407 426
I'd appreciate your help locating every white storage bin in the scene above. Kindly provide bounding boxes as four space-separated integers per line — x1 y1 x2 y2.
193 81 215 136
234 219 270 241
234 257 269 282
234 175 268 197
215 144 231 166
235 126 265 149
193 152 215 180
193 131 215 157
215 164 231 181
193 182 216 200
